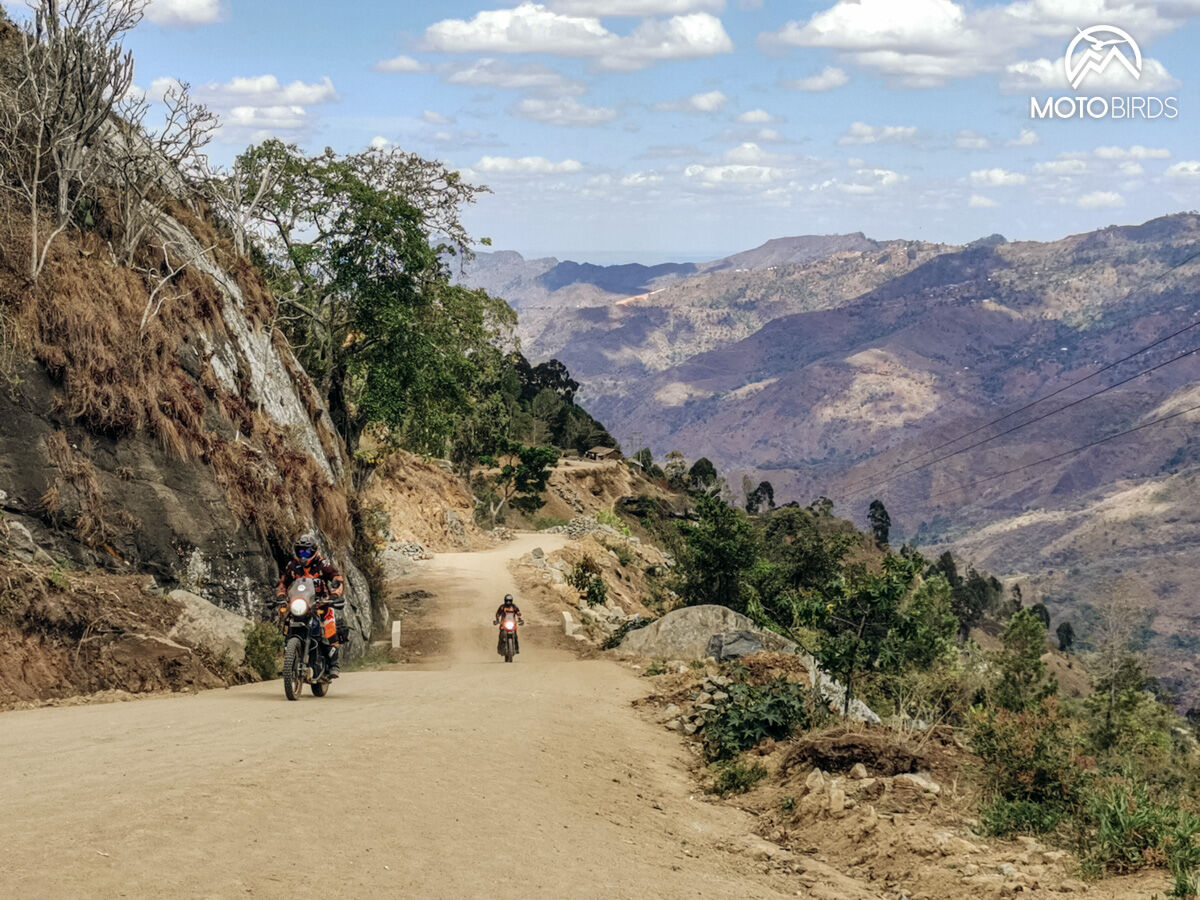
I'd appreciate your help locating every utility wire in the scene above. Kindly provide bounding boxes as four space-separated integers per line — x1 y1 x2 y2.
854 247 1200 479
840 342 1200 500
915 400 1200 506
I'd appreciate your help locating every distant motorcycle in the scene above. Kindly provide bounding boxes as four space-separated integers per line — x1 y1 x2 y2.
271 577 343 700
497 611 521 663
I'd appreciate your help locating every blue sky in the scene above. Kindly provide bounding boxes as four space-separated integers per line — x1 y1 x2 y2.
9 0 1200 262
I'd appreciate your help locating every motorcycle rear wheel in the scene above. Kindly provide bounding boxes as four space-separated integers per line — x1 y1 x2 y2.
283 636 304 700
311 681 329 697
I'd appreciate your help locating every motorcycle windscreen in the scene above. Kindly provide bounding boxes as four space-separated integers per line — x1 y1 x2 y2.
287 577 320 602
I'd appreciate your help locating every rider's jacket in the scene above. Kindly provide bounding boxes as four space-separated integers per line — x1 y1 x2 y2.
277 555 345 600
494 602 521 623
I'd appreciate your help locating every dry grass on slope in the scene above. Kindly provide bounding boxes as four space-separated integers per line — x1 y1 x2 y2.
0 204 350 548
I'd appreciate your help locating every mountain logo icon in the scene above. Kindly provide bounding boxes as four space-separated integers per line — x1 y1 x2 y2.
1064 25 1142 90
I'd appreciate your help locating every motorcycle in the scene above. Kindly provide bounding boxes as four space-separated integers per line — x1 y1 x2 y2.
497 611 521 663
272 577 343 700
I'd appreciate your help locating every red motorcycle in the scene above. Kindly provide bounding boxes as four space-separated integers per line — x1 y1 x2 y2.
497 611 521 663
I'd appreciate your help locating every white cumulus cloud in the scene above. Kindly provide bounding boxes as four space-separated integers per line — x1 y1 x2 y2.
782 66 849 92
374 56 430 73
193 74 338 107
1001 56 1180 94
969 194 998 207
547 0 724 13
1166 161 1200 179
970 168 1026 186
1006 128 1039 147
1034 159 1088 175
146 0 222 27
511 96 618 125
735 108 776 123
838 121 918 145
422 4 733 70
1077 190 1125 208
474 155 585 174
955 130 990 150
1093 145 1171 160
655 90 728 113
443 59 585 95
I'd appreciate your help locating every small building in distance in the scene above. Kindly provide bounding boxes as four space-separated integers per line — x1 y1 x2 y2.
585 446 621 461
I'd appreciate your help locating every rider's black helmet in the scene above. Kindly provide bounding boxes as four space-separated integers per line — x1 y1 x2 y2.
504 594 514 604
294 532 319 562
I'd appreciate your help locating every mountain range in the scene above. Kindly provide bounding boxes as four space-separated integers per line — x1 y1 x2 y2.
461 217 1200 707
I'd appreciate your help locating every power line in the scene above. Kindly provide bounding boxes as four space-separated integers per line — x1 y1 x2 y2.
855 246 1200 479
840 342 1200 500
915 399 1200 506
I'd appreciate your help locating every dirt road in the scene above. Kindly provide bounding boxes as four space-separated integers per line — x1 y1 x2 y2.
0 534 792 899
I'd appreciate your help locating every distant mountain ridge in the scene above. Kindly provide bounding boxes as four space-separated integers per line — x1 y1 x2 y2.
465 213 1200 706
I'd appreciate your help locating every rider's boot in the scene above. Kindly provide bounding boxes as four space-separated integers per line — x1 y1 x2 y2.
327 643 340 678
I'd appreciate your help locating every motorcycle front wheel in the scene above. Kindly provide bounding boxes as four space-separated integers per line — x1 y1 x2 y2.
283 636 304 700
504 635 514 663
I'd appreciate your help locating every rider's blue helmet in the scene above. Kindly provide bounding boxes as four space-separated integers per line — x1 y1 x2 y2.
294 532 318 562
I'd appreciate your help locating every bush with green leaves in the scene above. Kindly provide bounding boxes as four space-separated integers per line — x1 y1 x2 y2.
567 555 608 607
970 695 1083 835
708 759 768 796
702 677 830 762
244 620 284 679
1080 782 1175 877
595 508 631 537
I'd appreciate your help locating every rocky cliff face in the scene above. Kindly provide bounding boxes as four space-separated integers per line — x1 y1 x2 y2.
0 205 380 653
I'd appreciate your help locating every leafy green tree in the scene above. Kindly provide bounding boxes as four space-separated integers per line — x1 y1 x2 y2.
761 507 855 595
236 139 513 452
1057 621 1075 653
992 609 1056 712
678 493 759 611
745 480 775 514
492 442 559 518
801 554 929 714
689 457 718 489
868 499 891 548
664 450 688 489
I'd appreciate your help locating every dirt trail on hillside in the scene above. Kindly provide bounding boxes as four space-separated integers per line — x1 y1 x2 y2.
0 534 795 899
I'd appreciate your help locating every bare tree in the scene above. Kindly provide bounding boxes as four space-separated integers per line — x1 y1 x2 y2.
200 157 277 258
131 238 215 332
0 0 146 279
110 80 218 264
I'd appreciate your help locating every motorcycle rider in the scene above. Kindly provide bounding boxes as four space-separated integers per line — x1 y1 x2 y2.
493 593 524 655
276 532 345 678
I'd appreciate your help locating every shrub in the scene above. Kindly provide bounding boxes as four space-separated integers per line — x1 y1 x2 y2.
1167 813 1200 898
567 555 608 606
981 797 1070 836
970 696 1084 835
708 759 768 796
596 508 631 537
1080 782 1174 876
600 537 634 567
244 620 284 679
703 677 830 762
533 515 569 531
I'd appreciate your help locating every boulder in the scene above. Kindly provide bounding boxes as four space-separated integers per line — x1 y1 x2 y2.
167 589 251 665
616 604 797 660
706 630 763 660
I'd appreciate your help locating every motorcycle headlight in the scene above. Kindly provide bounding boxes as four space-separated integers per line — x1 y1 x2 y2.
289 597 309 617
